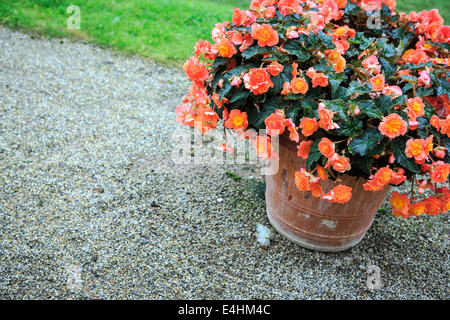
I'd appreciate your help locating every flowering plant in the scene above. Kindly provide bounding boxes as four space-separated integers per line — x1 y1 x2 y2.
176 0 450 218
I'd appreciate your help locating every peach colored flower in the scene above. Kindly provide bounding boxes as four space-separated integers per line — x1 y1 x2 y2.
362 55 381 74
252 135 277 160
244 68 274 95
425 197 442 216
299 117 319 137
278 0 303 16
213 38 237 58
306 67 329 88
318 138 335 158
405 138 429 162
224 109 248 131
265 111 286 136
183 57 209 82
318 103 339 131
331 155 351 173
251 23 279 47
430 161 450 183
369 74 385 91
285 118 299 143
408 201 427 216
313 166 327 182
297 140 313 159
310 182 323 198
322 185 353 204
407 97 425 121
290 77 309 94
295 170 310 191
390 192 411 217
378 113 408 139
266 61 284 76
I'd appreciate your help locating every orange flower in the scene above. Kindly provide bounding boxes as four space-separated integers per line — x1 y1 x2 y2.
306 67 329 88
378 113 408 139
299 117 319 137
440 115 450 137
264 111 286 136
390 192 410 217
183 57 209 82
425 197 442 216
369 74 385 91
297 140 313 159
322 185 353 204
278 0 303 16
244 68 274 95
290 77 309 94
430 115 441 131
430 161 450 183
213 38 237 58
441 194 450 213
401 49 429 65
281 82 292 95
224 109 248 131
334 55 346 73
285 118 299 143
266 61 284 76
252 135 276 160
310 182 323 198
193 106 219 133
318 103 339 131
331 154 351 173
363 167 393 191
389 169 407 185
363 179 386 191
251 23 279 47
318 138 336 158
407 97 425 121
316 165 328 181
408 201 427 216
335 0 347 9
332 26 356 39
405 138 428 162
295 170 310 191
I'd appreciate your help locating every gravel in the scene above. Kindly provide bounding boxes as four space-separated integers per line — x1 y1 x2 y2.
0 26 448 300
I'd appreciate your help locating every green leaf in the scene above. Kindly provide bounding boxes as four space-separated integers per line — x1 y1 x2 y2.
379 57 396 78
337 118 363 138
374 95 393 114
229 90 250 103
391 137 420 174
326 100 349 122
348 128 384 156
357 100 383 119
317 30 335 49
348 81 372 96
283 40 309 61
241 45 274 60
219 81 232 100
306 140 322 171
212 57 228 68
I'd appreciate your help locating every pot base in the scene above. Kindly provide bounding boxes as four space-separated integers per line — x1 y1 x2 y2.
267 207 365 252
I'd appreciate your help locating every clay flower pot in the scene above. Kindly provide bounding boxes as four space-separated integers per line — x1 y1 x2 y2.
266 134 390 252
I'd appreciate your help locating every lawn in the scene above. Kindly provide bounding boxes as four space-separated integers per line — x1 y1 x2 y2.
0 0 448 66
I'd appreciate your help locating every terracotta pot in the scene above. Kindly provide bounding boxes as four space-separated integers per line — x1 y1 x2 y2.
266 134 390 252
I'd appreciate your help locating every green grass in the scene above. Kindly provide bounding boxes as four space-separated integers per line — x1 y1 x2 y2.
0 0 448 66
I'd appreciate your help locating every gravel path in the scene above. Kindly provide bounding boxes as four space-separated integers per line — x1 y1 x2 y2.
0 27 448 299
